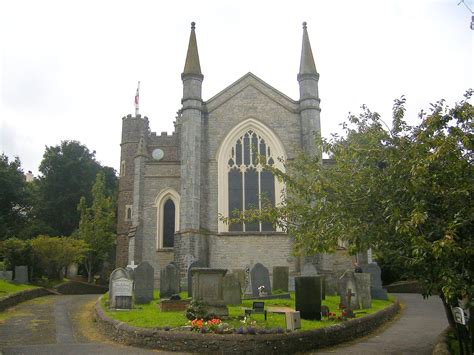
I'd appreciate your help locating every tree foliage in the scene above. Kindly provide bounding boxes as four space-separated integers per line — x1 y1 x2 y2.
0 154 31 240
0 238 32 270
34 140 117 237
77 172 116 283
30 235 88 280
227 91 473 313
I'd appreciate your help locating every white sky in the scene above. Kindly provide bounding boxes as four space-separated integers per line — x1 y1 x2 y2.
1 0 472 176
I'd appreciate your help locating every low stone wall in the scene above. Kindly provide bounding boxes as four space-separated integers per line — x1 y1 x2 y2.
54 280 108 295
385 281 423 294
432 326 452 355
0 287 51 312
94 299 400 353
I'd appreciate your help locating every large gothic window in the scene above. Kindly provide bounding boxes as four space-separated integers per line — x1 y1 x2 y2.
155 188 180 249
227 129 276 232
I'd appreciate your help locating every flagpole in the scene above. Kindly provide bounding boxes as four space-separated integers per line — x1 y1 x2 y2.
135 81 140 116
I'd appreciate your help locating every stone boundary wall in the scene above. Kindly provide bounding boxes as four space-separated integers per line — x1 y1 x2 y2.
94 299 400 353
431 326 452 355
0 287 51 312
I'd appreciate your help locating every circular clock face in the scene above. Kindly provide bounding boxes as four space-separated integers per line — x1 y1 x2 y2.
152 148 164 161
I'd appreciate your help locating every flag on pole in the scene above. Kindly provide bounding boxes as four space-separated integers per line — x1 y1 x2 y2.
134 81 140 115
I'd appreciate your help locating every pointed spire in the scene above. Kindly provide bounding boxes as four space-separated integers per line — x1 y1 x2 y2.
299 22 317 76
183 22 202 76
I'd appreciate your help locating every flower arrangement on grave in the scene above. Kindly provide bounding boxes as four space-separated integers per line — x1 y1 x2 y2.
258 285 267 296
189 318 223 333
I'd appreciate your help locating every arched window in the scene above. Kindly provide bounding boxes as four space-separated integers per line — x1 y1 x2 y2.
218 119 286 233
155 189 180 249
162 199 175 248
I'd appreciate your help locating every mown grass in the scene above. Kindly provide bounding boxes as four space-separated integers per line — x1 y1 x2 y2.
0 280 38 298
101 290 394 331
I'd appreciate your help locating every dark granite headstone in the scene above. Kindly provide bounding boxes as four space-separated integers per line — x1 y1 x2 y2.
362 262 388 300
14 265 28 284
187 260 205 297
273 266 289 292
134 261 154 304
160 263 180 298
223 273 241 305
250 263 272 297
295 276 322 320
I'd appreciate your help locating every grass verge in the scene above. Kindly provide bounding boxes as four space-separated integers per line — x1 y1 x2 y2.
0 280 38 298
101 291 394 331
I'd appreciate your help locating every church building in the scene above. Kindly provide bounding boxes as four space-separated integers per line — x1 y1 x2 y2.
116 22 353 288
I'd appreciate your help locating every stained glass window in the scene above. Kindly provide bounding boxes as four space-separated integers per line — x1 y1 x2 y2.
227 129 276 232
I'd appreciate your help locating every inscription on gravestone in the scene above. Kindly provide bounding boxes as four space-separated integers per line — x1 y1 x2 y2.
112 277 133 309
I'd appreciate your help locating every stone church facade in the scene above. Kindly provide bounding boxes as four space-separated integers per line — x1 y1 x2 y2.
116 22 354 288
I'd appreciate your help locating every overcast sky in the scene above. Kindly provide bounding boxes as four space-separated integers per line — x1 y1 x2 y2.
1 0 472 176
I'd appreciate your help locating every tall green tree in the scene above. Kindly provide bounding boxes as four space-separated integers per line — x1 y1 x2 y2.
0 154 31 240
228 91 473 327
34 141 117 237
77 172 116 283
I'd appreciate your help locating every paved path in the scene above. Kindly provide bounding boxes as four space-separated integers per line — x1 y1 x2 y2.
310 293 448 354
0 294 183 354
0 293 447 354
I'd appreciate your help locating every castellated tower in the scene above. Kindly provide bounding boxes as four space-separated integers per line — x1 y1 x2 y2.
116 114 149 267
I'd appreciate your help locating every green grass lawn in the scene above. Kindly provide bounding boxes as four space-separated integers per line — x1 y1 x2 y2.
0 280 38 298
101 291 394 331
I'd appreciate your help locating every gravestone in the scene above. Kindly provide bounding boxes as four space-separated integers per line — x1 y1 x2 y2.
111 277 134 309
250 263 272 297
354 273 372 309
321 275 326 300
134 261 154 304
187 260 205 297
231 269 246 294
0 271 13 281
66 263 78 279
338 271 360 310
191 268 228 316
14 266 28 284
223 273 241 305
109 267 133 308
160 263 180 298
244 265 252 296
295 276 322 320
362 262 388 300
273 266 289 292
301 263 318 277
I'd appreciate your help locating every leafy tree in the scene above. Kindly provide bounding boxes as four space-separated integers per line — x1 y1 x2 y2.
0 154 31 240
30 235 88 280
77 172 116 283
33 141 117 236
0 238 32 270
226 91 473 328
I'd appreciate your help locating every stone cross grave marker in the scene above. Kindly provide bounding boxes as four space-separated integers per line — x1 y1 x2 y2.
109 267 133 308
134 261 154 304
345 289 356 317
250 263 272 297
295 276 322 320
338 270 360 310
273 266 289 292
160 263 180 298
187 260 205 297
223 273 241 305
14 265 28 284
